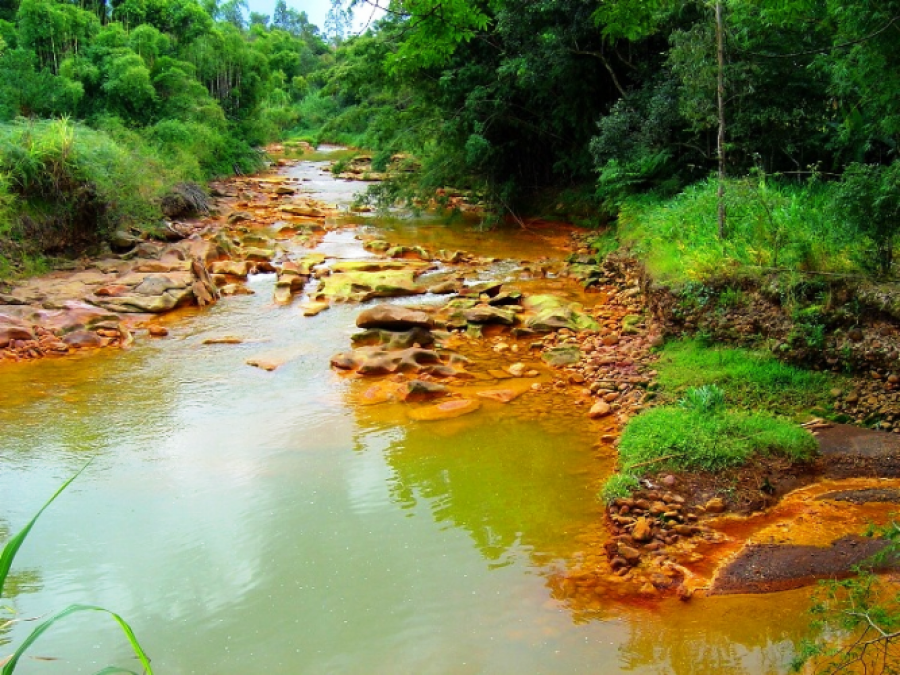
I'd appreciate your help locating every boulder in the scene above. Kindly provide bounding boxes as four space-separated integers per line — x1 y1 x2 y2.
523 295 600 333
351 327 435 349
356 304 433 331
317 270 424 302
0 314 35 347
462 306 516 325
541 345 582 367
400 380 448 402
589 400 612 418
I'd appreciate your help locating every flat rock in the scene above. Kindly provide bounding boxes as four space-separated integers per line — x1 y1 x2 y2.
356 304 434 331
408 398 481 421
711 535 900 594
317 270 424 302
475 388 523 403
462 306 516 325
301 301 330 317
0 314 35 347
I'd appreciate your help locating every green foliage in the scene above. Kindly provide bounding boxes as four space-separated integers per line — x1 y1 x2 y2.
793 522 900 673
618 405 817 473
0 462 154 674
613 175 866 282
654 339 841 413
833 161 900 277
599 472 640 504
678 384 726 414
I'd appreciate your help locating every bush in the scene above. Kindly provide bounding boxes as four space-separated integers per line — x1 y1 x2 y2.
833 161 900 277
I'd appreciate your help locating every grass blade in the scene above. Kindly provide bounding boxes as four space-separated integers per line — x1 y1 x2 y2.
0 603 152 675
0 460 92 599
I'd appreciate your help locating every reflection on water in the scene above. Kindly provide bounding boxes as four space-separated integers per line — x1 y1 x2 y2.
0 170 816 674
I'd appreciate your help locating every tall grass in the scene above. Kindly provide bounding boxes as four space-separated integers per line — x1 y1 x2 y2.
0 462 153 675
610 175 866 282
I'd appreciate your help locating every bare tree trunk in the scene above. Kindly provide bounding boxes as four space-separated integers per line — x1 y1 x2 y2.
715 0 727 239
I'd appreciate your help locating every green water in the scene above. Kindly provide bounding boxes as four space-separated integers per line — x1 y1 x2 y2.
0 160 812 674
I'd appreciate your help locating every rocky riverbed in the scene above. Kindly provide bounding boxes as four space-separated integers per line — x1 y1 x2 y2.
4 145 900 610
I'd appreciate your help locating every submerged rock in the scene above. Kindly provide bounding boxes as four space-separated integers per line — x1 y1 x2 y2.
408 398 481 421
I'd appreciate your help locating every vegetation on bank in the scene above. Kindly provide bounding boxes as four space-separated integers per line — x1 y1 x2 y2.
599 340 838 503
0 0 333 276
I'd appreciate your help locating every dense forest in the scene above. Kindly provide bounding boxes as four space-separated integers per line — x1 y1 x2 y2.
0 0 898 281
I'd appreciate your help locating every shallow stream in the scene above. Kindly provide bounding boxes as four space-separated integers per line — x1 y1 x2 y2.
0 157 816 674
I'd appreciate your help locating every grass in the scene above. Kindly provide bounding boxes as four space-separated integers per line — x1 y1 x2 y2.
600 175 874 284
617 404 817 474
654 338 842 415
600 472 641 504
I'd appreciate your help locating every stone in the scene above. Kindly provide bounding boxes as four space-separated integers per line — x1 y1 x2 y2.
523 295 600 333
356 304 434 331
0 315 35 347
408 398 481 421
618 545 642 564
203 336 244 345
227 211 253 225
507 362 527 377
209 260 252 277
351 327 434 349
588 400 612 419
705 497 727 514
317 270 424 302
542 346 582 367
631 517 653 543
400 380 448 402
246 358 280 371
462 306 516 325
147 324 169 337
476 388 523 403
301 301 329 317
62 330 104 349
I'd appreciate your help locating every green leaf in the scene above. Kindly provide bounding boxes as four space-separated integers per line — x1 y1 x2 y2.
0 460 92 600
1 603 153 675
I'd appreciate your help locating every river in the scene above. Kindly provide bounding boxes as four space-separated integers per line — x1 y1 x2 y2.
0 153 814 674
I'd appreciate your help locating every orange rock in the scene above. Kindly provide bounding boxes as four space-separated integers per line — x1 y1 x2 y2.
408 398 481 421
148 324 169 337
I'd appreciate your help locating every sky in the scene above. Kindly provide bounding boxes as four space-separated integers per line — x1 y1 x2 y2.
245 0 385 34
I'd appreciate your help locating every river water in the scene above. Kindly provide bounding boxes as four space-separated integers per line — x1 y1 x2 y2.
0 156 814 674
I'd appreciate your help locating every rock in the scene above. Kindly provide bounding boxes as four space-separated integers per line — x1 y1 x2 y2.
523 295 600 333
317 270 424 302
619 545 642 564
476 388 523 403
460 281 504 298
356 304 434 331
408 398 481 421
330 260 432 274
209 261 252 277
301 301 329 317
542 346 582 367
242 247 275 263
588 400 612 419
227 211 253 225
351 327 435 349
330 346 444 376
631 517 653 543
705 497 726 514
220 284 255 296
247 358 280 371
0 315 36 347
109 229 140 252
203 336 243 345
62 330 104 349
147 324 169 337
462 306 516 325
427 281 459 295
507 362 527 377
400 380 448 402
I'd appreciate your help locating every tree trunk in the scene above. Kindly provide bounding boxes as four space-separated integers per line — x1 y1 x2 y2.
715 0 727 239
